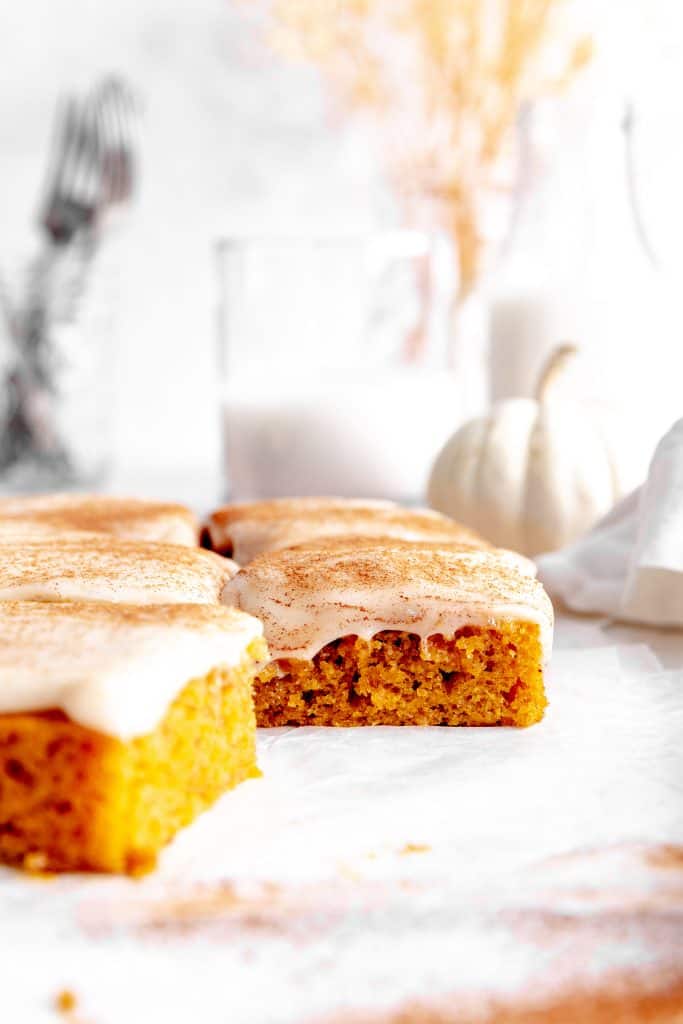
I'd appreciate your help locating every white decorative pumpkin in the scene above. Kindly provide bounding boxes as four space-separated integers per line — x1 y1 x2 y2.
427 344 640 557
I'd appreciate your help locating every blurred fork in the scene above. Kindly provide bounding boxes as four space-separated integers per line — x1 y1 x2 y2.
0 77 138 475
40 95 102 245
39 77 137 246
20 93 103 377
25 79 138 357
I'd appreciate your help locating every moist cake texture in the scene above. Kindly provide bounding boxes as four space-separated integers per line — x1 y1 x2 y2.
0 601 265 874
204 497 489 564
0 537 238 605
255 625 545 727
224 538 553 728
0 493 199 546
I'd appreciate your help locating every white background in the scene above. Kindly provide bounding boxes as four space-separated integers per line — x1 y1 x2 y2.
0 0 682 504
0 0 382 504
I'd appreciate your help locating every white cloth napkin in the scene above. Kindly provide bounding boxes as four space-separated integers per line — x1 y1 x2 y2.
537 417 683 627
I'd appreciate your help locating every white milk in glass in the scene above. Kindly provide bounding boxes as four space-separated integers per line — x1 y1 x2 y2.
216 234 475 502
222 368 459 501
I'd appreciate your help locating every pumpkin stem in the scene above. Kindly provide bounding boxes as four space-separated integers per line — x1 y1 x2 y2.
535 343 579 402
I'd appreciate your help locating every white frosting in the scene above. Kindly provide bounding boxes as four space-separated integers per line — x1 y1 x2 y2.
0 538 238 605
0 493 198 546
223 538 554 662
0 523 106 543
0 602 263 739
495 549 538 577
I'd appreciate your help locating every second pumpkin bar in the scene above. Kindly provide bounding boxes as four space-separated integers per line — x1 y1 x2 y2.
223 537 553 728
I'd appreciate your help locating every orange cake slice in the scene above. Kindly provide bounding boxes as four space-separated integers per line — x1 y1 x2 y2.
0 493 198 546
0 536 238 604
0 600 265 874
203 497 488 564
223 537 553 728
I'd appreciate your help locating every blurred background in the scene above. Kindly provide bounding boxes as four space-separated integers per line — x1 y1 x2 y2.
0 0 681 520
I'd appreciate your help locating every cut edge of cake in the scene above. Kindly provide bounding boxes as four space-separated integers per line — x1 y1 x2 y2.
254 625 546 728
223 537 553 729
0 601 266 874
0 646 264 875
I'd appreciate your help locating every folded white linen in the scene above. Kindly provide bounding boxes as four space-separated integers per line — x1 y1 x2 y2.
537 417 683 626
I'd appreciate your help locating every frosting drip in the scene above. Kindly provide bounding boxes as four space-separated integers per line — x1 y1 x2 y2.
0 601 263 739
223 537 553 662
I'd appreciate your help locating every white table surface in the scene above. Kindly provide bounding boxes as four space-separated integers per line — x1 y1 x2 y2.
555 607 683 668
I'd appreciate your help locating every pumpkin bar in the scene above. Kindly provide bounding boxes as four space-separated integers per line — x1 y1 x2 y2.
223 537 553 727
0 493 199 546
0 536 238 605
203 497 489 564
0 601 265 874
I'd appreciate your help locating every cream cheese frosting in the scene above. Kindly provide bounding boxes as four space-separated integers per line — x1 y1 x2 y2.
0 537 238 605
0 522 106 543
205 497 489 564
223 537 553 662
0 601 263 738
0 493 198 546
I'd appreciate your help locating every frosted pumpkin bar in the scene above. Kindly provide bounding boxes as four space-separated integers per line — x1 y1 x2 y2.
203 497 488 564
0 537 238 604
223 538 553 727
0 601 265 874
0 493 198 546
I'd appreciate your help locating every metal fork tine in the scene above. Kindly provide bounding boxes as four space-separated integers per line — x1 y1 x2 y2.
110 108 123 202
98 81 133 205
102 75 137 197
65 101 88 191
41 98 76 218
96 91 114 204
107 92 123 200
112 95 130 201
67 97 100 222
66 99 85 202
82 96 103 210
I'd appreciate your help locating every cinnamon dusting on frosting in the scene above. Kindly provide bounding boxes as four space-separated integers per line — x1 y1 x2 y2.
0 537 238 605
0 493 198 546
223 537 553 661
205 497 488 563
0 600 263 737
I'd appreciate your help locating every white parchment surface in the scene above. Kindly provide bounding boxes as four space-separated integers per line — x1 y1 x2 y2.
2 617 682 1023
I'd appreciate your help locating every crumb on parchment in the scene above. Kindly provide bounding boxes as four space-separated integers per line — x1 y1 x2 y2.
54 989 77 1015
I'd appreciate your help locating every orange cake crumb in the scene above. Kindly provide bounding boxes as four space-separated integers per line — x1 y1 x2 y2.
254 625 546 727
54 990 77 1015
0 641 264 875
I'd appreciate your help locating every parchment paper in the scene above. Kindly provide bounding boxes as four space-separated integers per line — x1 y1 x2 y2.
3 618 682 1023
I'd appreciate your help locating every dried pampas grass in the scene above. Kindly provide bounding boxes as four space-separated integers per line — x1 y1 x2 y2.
260 0 591 297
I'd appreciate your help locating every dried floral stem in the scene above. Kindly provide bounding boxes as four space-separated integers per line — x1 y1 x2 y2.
260 0 591 299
